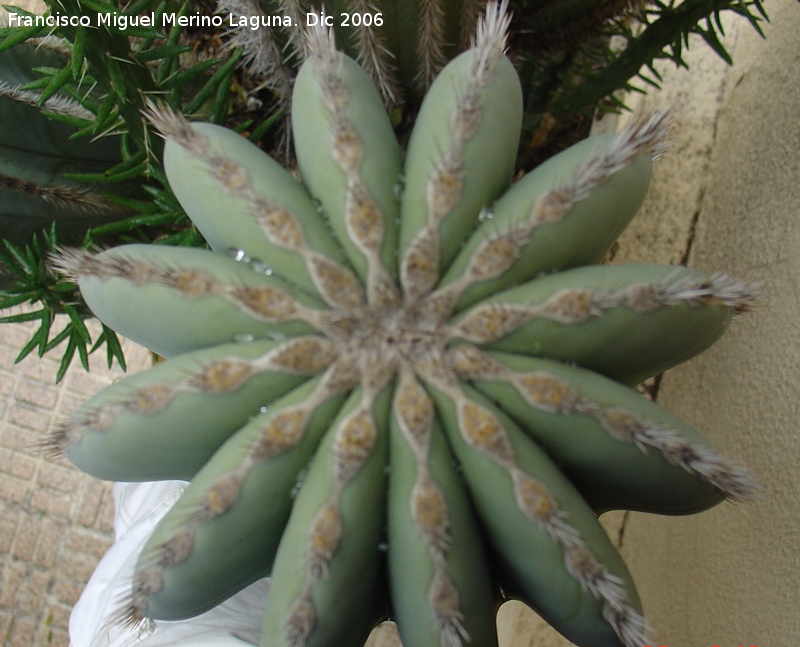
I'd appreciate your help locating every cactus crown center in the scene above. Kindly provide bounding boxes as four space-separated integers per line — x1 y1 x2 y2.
335 301 444 364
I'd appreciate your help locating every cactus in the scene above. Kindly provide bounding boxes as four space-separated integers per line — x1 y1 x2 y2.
0 41 138 251
0 2 245 376
48 4 759 647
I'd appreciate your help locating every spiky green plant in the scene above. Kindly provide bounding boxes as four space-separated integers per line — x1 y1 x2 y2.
0 39 146 379
0 0 246 375
47 5 760 647
0 42 134 250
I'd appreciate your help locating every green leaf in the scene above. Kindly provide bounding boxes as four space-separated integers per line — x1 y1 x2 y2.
646 62 664 83
38 64 72 105
135 0 168 51
248 110 283 143
91 115 126 138
0 310 42 323
637 71 662 89
14 330 41 364
731 1 767 36
156 1 188 84
37 307 53 356
91 93 117 135
123 0 163 14
110 24 164 40
133 43 190 63
0 23 44 52
697 22 733 64
62 161 148 184
713 8 725 35
83 211 180 237
18 76 50 92
1 241 34 278
107 331 126 370
72 25 86 79
62 84 101 114
106 57 127 103
96 324 126 371
77 0 119 13
63 303 91 344
161 57 221 90
76 333 90 370
44 325 72 353
144 163 168 187
40 111 93 129
56 334 78 383
752 0 768 21
184 50 242 114
0 293 33 310
234 120 253 134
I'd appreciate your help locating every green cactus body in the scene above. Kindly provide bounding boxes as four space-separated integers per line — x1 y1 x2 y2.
439 132 654 310
161 122 354 299
398 49 522 278
465 350 728 514
293 49 402 282
56 337 331 480
430 383 645 646
0 43 134 250
72 245 325 358
51 4 759 647
388 370 498 647
448 263 735 385
133 377 348 620
259 386 391 647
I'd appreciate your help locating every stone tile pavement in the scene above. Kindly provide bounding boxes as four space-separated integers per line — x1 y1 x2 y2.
0 316 150 646
0 1 117 642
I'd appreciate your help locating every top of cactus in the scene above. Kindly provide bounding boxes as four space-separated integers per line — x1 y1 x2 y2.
50 5 759 647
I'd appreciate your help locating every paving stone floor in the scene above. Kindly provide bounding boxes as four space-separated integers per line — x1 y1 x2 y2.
0 316 150 646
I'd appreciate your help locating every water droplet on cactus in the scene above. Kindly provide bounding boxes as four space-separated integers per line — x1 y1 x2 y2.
313 199 325 214
259 406 269 414
138 618 155 637
291 466 309 498
232 333 255 344
477 207 494 222
250 260 273 276
227 248 249 263
392 174 405 199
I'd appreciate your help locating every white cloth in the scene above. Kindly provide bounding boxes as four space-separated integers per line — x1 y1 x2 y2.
69 481 269 647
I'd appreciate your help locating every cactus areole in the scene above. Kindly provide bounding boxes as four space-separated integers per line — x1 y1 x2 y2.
50 4 759 647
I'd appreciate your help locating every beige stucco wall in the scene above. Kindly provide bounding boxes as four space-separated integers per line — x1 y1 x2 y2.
497 1 800 645
617 1 800 643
